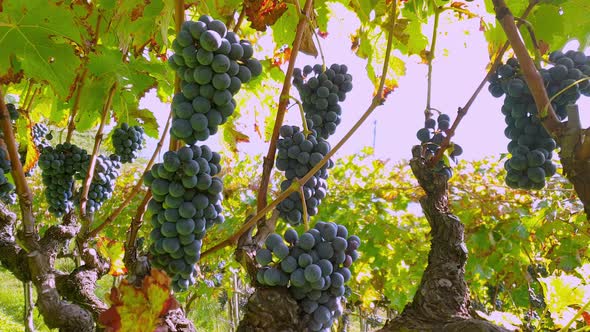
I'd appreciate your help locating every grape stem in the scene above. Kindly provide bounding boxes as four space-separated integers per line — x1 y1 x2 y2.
545 77 590 115
168 0 185 152
66 68 89 143
430 0 538 166
20 80 33 111
86 109 174 239
299 184 309 230
24 88 40 114
0 90 37 251
79 82 118 219
232 6 246 33
203 0 398 260
256 0 315 220
424 2 441 120
21 80 34 109
289 96 311 136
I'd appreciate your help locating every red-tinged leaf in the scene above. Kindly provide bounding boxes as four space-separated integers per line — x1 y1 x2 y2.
583 311 590 324
381 79 398 99
350 33 360 53
223 125 250 154
539 40 550 56
98 307 122 331
271 46 291 67
244 0 288 32
318 30 328 39
479 17 486 32
108 286 122 305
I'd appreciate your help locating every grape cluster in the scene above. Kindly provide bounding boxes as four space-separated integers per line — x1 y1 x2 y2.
168 15 262 143
38 143 90 217
111 123 145 163
0 148 15 204
19 123 51 176
415 113 462 179
490 51 590 120
487 55 573 189
32 123 51 149
292 64 353 139
145 145 224 291
256 222 360 332
6 103 19 121
275 125 333 225
75 155 121 213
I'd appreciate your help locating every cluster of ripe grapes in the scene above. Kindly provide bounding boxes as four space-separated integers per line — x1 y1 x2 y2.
39 140 126 216
292 64 353 139
111 123 145 163
38 143 90 216
75 155 121 213
146 145 224 291
415 113 462 179
275 125 333 226
0 148 14 204
256 222 360 332
147 15 263 291
486 51 590 189
0 103 19 203
168 15 262 143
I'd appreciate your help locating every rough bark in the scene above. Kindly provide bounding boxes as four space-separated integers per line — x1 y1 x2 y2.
0 203 30 281
237 287 303 332
162 308 196 332
55 266 108 320
558 105 590 218
379 146 508 332
0 204 109 331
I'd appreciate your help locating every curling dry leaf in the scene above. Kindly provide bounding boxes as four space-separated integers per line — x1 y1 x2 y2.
244 0 288 31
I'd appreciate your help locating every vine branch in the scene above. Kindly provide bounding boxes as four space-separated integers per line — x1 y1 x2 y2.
425 2 441 119
203 0 397 259
79 82 117 218
0 90 37 250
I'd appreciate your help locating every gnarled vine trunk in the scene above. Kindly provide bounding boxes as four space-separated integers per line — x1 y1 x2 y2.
237 287 303 332
378 147 508 332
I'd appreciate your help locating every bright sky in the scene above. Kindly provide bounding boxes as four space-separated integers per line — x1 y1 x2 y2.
141 3 590 164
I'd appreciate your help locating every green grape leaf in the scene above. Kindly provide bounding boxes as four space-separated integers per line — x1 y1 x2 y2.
0 0 86 97
272 4 299 47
